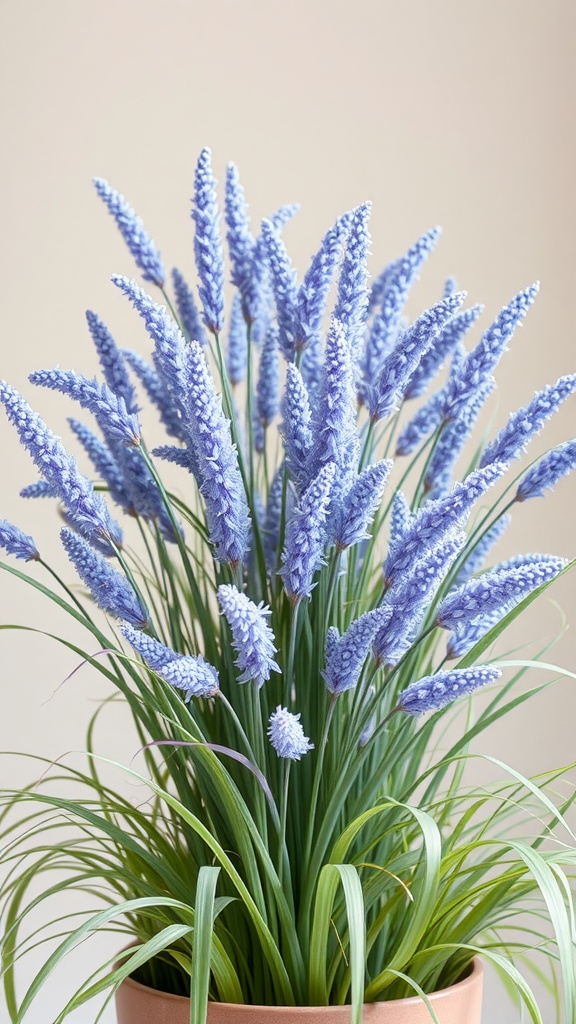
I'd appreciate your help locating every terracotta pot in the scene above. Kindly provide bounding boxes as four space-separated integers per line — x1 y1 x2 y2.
115 957 483 1024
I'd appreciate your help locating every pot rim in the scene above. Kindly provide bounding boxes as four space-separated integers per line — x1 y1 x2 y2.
117 953 483 1010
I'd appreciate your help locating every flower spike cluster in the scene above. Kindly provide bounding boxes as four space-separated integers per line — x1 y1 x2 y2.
437 556 567 632
93 178 165 287
0 381 122 547
516 439 576 502
280 462 335 602
218 585 280 689
268 707 313 760
1 154 575 1017
399 665 502 715
362 226 441 387
192 147 225 335
61 529 147 626
121 623 219 700
0 520 39 561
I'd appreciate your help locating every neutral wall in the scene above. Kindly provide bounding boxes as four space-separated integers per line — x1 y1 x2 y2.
0 1 575 1021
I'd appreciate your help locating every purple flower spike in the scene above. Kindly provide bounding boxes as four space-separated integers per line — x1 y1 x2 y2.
374 531 466 666
0 520 39 561
121 622 180 670
281 364 313 491
171 268 208 347
388 491 413 551
383 463 507 586
323 608 384 695
437 556 567 632
218 584 280 689
405 304 484 401
480 373 576 469
516 439 576 501
362 227 441 386
192 147 225 335
279 462 335 602
261 219 299 360
268 706 313 760
121 622 219 699
113 277 186 403
333 201 372 355
295 210 353 352
93 178 165 287
242 203 299 326
398 665 502 715
85 311 139 415
305 318 359 519
0 381 122 547
29 370 141 448
224 162 255 309
159 656 219 700
20 481 58 499
256 324 280 428
122 349 184 441
367 292 465 422
333 459 393 550
184 339 250 566
61 528 147 626
445 283 540 421
443 277 458 298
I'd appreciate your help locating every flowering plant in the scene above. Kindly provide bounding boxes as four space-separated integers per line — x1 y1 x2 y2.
1 149 576 1024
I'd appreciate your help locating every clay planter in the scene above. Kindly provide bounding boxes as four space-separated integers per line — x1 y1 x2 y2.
115 958 483 1024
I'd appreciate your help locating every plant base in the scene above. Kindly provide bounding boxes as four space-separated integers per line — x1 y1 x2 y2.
115 959 483 1023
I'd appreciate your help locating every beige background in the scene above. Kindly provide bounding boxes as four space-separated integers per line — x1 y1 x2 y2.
1 1 575 1021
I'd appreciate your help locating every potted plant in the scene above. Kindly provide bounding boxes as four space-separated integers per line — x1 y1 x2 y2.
1 147 575 1024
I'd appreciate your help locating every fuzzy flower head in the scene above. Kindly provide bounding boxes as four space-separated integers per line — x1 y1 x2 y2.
367 292 465 422
333 201 372 355
362 226 441 386
383 463 507 586
121 622 218 700
29 370 141 449
61 529 148 626
333 459 393 551
158 656 219 701
398 665 502 716
85 311 139 415
181 339 251 566
437 556 567 632
480 374 576 469
268 706 313 760
279 462 335 602
261 219 299 359
0 520 39 561
224 162 255 310
281 364 313 491
93 178 165 287
192 147 225 335
516 439 576 502
295 210 352 352
445 284 539 421
323 608 385 695
0 381 123 548
122 349 184 441
218 584 280 690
